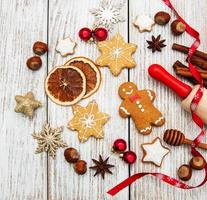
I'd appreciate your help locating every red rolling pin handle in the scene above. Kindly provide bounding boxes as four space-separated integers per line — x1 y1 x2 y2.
148 64 192 99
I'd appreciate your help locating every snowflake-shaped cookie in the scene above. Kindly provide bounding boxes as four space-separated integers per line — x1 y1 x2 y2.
68 100 110 143
90 0 125 31
141 137 170 167
96 33 137 76
133 15 155 32
32 123 67 158
56 36 76 56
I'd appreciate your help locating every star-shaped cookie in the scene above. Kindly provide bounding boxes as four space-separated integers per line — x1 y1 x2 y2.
96 33 137 76
56 36 76 56
15 91 42 118
141 137 170 167
68 100 110 143
133 15 155 32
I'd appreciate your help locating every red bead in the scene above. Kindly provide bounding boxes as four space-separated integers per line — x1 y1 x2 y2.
93 27 108 41
79 27 92 41
113 139 127 152
123 151 137 164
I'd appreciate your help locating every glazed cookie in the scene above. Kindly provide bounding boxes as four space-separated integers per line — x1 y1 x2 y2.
56 36 76 56
133 15 155 32
96 33 137 76
141 137 170 167
68 100 110 143
118 82 165 135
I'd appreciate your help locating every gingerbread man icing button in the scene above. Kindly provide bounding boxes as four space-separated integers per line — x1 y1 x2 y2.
118 82 165 135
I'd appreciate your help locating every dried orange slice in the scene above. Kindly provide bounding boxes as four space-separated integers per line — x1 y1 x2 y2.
45 65 86 106
65 57 101 98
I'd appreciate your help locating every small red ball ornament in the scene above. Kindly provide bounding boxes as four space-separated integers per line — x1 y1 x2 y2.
122 151 137 164
79 27 92 41
93 27 108 41
112 139 127 153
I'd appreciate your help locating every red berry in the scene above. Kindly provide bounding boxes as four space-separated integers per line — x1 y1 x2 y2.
93 27 108 41
79 27 92 41
113 139 127 152
123 151 137 164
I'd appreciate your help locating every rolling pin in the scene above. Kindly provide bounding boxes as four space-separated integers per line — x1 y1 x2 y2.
148 64 207 124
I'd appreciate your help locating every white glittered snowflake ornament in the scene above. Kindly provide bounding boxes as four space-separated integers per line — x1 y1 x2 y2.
32 123 67 159
90 0 125 31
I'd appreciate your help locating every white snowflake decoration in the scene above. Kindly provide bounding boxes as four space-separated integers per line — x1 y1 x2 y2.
32 123 67 159
90 0 125 31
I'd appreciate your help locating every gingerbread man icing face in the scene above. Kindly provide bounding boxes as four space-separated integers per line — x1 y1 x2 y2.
119 82 138 99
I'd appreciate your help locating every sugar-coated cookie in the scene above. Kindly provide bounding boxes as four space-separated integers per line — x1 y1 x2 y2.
133 15 155 32
56 36 76 56
141 137 170 167
96 33 137 76
118 82 165 135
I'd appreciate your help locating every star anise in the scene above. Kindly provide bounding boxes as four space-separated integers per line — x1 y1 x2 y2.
90 155 114 179
147 35 166 52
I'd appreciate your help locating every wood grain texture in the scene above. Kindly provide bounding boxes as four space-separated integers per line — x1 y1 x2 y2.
129 0 207 200
0 0 48 199
0 0 207 199
47 0 129 200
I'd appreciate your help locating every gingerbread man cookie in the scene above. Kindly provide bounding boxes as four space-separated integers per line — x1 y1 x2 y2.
118 82 165 135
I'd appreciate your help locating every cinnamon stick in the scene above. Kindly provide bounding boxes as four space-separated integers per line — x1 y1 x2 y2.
172 43 207 70
189 55 207 70
173 60 207 79
187 77 207 88
173 61 207 88
172 43 207 61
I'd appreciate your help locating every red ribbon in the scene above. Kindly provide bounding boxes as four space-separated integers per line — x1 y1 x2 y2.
107 0 207 196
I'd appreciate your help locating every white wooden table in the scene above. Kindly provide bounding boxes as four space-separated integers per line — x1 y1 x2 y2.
0 0 207 199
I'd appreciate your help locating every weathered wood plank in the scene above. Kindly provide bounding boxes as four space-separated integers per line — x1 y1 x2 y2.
1 0 207 199
47 0 129 199
0 0 48 199
129 0 207 199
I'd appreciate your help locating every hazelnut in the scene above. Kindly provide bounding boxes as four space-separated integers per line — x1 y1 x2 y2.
177 164 192 181
154 11 171 25
64 147 80 163
33 41 48 55
171 20 186 35
26 56 42 70
190 156 206 170
74 160 87 175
